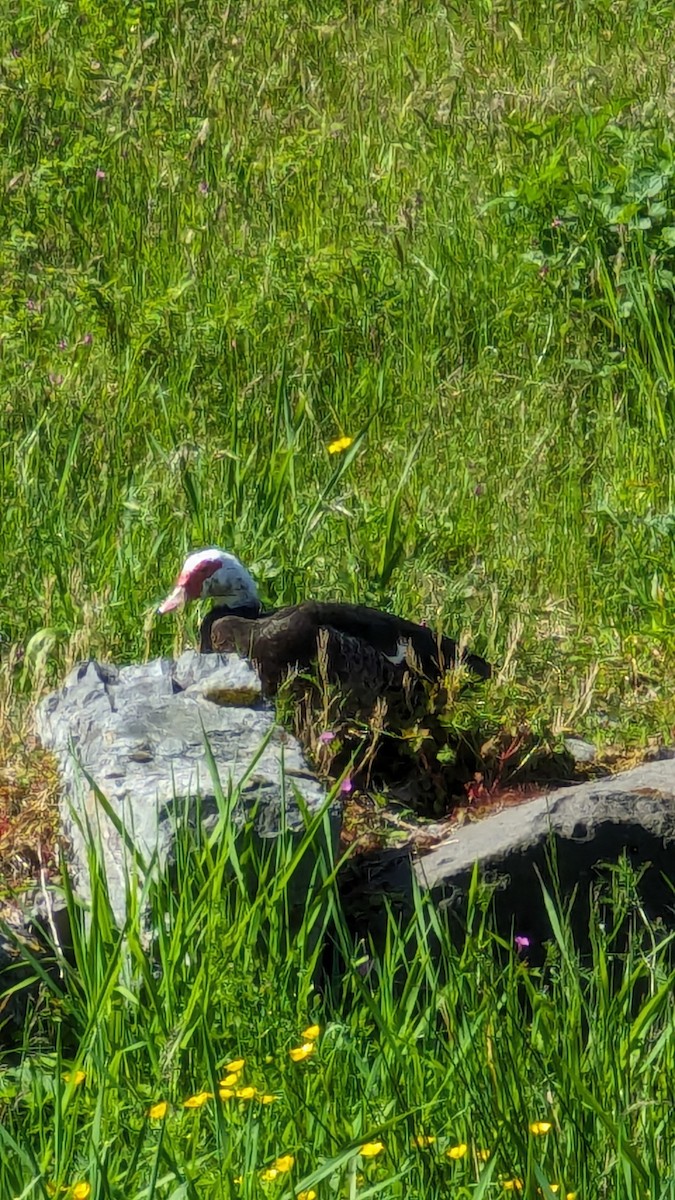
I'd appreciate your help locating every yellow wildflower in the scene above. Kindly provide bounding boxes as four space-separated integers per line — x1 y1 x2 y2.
447 1143 468 1159
260 1093 277 1104
224 1058 245 1073
549 1187 560 1194
261 1168 279 1182
219 1087 235 1101
298 1192 317 1200
147 1100 168 1120
566 1194 577 1200
63 1070 86 1087
477 1149 491 1161
503 1180 524 1192
71 1186 92 1200
289 1042 315 1062
236 1085 256 1100
360 1141 385 1157
183 1090 213 1108
412 1134 436 1147
221 1072 239 1086
273 1155 295 1172
530 1121 552 1135
327 436 354 454
302 1023 321 1041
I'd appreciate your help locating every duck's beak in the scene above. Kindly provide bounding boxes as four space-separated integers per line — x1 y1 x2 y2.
157 584 187 614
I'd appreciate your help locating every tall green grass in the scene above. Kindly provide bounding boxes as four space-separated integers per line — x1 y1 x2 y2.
2 0 675 749
2 789 675 1198
4 3 675 1194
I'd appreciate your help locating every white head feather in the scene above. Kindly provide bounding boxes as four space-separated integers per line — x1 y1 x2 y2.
157 548 260 613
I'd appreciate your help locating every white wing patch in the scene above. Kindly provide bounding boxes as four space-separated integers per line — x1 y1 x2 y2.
382 639 409 666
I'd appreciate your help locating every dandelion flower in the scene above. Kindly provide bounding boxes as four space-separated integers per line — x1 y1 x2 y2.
219 1087 235 1101
224 1058 245 1073
447 1143 468 1159
298 1192 317 1200
289 1042 315 1062
260 1093 277 1104
261 1168 279 1182
221 1072 239 1086
183 1090 213 1108
273 1155 295 1172
327 435 354 454
412 1134 436 1148
566 1193 577 1199
477 1148 491 1161
236 1086 256 1100
72 1186 92 1200
530 1121 552 1135
302 1024 321 1041
63 1070 86 1086
360 1141 385 1157
148 1100 168 1119
503 1180 524 1191
549 1187 560 1194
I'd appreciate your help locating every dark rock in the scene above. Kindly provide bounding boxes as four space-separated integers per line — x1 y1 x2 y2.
412 759 675 948
36 654 335 929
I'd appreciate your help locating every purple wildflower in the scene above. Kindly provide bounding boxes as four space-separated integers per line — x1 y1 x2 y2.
80 332 93 346
26 299 42 313
318 731 336 745
340 777 354 795
58 338 68 350
514 935 530 953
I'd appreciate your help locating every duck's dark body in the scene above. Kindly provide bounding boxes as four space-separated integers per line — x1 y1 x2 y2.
201 600 491 701
199 600 264 653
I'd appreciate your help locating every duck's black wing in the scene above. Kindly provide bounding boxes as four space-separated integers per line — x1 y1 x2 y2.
199 601 267 652
208 600 491 694
296 601 491 680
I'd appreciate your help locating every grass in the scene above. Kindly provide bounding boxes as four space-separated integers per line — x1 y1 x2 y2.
3 797 675 1199
3 0 675 1194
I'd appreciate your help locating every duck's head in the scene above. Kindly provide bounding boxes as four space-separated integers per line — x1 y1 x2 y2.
157 548 260 614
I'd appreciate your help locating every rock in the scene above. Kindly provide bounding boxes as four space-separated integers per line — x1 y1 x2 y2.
0 888 70 1030
412 759 675 949
36 653 335 929
563 736 597 764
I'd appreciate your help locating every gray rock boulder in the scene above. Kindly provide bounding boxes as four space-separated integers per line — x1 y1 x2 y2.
36 653 335 928
412 759 675 947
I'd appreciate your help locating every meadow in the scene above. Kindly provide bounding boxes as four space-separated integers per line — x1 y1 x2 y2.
3 0 675 1194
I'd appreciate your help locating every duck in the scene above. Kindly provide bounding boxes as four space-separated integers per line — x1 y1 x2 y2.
157 547 491 702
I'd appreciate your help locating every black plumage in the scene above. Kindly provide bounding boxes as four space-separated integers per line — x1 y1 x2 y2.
202 599 491 702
